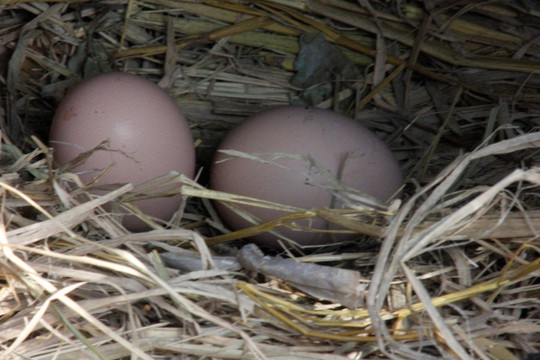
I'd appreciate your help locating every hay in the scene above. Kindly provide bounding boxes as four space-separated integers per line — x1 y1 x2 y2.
0 1 539 359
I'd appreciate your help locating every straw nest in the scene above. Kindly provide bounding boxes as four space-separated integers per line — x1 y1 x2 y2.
0 1 539 359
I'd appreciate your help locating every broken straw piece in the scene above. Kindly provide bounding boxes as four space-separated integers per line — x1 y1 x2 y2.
237 243 365 308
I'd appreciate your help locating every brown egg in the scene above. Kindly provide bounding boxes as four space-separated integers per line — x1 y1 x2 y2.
210 106 403 248
50 72 195 231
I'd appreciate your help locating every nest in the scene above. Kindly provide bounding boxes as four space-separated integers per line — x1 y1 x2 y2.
0 1 539 359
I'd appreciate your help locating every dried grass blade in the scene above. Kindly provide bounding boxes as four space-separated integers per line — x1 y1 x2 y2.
0 224 155 360
6 183 133 246
401 264 470 359
304 0 540 73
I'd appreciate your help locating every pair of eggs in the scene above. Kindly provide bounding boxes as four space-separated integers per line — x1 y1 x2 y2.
50 72 403 247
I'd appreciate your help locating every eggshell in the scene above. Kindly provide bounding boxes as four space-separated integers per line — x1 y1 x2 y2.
210 106 403 248
50 72 195 231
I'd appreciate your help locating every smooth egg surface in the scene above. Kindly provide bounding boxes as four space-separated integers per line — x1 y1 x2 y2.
50 72 195 230
210 106 403 248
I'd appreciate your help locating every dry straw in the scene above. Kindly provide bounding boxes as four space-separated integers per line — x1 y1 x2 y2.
0 1 539 359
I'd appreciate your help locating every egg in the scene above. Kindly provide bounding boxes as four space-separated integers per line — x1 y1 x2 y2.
210 106 403 248
50 72 195 231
